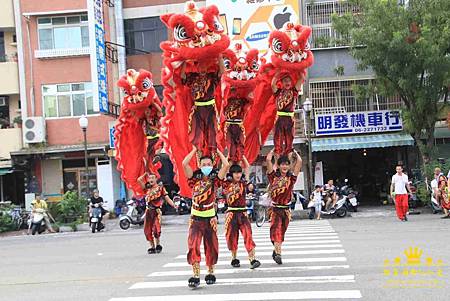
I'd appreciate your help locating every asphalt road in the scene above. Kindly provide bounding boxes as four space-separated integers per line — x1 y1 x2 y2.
0 207 449 301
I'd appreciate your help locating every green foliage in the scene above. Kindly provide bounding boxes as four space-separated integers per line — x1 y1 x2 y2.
56 191 88 223
0 212 15 233
332 0 450 163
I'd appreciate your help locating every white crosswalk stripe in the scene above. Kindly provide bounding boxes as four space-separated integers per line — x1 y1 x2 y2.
109 220 362 300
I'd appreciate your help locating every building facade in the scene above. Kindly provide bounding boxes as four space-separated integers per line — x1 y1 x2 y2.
0 0 22 204
10 0 122 209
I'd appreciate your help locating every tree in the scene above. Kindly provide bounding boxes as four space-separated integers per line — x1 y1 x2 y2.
332 0 450 165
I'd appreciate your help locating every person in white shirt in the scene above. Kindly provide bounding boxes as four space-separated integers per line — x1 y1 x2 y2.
390 165 411 221
310 185 323 220
430 167 443 197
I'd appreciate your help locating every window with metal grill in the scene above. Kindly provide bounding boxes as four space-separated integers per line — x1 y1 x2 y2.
309 80 403 113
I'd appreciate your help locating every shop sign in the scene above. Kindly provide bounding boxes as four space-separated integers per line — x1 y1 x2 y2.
315 110 403 136
87 0 108 113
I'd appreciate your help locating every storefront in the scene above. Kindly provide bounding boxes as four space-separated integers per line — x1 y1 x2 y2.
311 110 416 204
10 144 122 210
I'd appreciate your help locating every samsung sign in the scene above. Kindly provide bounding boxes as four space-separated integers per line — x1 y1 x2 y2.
87 0 109 113
315 110 403 136
246 31 270 42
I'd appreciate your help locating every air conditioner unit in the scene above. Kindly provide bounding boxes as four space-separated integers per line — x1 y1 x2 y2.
23 117 46 143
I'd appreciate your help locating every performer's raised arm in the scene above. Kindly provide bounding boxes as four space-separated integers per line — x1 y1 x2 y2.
217 149 230 180
182 146 197 179
292 149 303 177
266 149 275 174
243 156 251 181
138 173 148 190
271 72 280 94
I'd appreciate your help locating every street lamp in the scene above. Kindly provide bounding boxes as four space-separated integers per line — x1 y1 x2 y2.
303 98 314 197
79 115 89 198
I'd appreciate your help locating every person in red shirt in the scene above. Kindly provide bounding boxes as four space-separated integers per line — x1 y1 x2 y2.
271 74 302 157
266 148 302 264
182 146 229 288
218 157 261 269
138 173 176 254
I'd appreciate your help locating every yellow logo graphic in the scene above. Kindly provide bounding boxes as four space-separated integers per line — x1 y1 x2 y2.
383 246 445 289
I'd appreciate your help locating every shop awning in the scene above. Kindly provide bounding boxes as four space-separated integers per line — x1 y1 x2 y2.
312 133 414 152
0 168 13 176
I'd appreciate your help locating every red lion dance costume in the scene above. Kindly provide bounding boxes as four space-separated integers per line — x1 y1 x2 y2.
114 69 162 196
245 23 314 163
219 43 260 163
160 1 230 197
160 1 229 289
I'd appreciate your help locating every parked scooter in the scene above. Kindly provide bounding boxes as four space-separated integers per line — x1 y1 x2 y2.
28 208 46 235
340 179 359 212
173 193 191 215
90 203 104 233
119 199 145 230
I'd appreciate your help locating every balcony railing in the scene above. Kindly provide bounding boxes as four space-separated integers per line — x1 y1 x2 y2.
35 47 90 59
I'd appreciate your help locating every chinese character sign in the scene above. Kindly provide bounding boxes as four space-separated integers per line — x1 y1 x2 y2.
87 0 109 113
315 110 403 136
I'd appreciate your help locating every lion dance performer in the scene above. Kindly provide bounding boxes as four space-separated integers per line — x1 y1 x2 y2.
160 1 230 197
182 146 229 288
138 173 176 254
266 149 302 264
218 157 261 269
245 22 314 164
115 69 162 196
219 43 260 163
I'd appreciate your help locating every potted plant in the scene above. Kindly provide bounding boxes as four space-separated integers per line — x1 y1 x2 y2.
13 116 22 128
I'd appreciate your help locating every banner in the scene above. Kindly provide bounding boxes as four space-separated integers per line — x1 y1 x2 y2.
207 0 300 53
314 110 403 136
87 0 109 113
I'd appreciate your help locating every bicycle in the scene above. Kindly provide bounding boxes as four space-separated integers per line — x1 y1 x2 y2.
9 207 25 230
254 193 271 227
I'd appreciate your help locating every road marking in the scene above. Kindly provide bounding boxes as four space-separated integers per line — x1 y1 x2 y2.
147 264 350 277
164 257 347 267
217 244 343 252
174 249 345 259
130 275 356 289
218 232 338 240
109 290 362 301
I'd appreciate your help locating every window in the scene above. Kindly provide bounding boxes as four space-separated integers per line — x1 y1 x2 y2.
42 83 96 118
0 32 5 62
124 17 167 54
310 80 403 113
37 14 89 50
306 1 359 49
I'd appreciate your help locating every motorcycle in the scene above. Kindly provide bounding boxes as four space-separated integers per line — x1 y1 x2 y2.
321 184 348 218
246 194 258 221
90 203 104 233
28 208 46 235
340 179 359 212
119 199 145 230
173 193 191 215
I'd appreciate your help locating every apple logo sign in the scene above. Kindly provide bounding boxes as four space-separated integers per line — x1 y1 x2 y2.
274 7 291 29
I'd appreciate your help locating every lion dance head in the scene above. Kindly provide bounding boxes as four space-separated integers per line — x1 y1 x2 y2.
160 1 230 64
268 22 314 79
